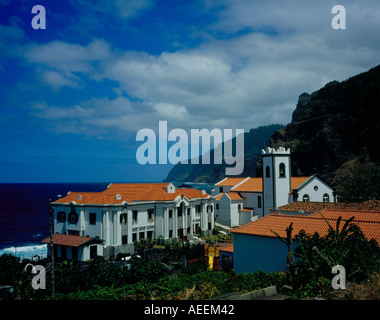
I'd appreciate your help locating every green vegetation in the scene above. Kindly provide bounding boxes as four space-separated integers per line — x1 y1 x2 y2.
273 216 380 299
336 163 380 202
1 218 379 300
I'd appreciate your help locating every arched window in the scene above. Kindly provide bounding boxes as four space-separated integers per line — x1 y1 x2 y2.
265 165 270 178
279 163 286 178
302 194 310 202
323 193 330 202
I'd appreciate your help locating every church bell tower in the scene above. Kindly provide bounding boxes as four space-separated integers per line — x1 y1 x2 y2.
262 147 291 212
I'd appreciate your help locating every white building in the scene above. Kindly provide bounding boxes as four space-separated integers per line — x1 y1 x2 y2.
213 147 335 227
42 183 214 261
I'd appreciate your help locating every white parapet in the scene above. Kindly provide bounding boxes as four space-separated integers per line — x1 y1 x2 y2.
261 147 290 155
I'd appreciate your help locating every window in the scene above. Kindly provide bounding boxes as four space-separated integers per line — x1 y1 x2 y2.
169 230 173 238
68 206 78 224
219 187 223 193
68 230 79 236
207 205 213 213
187 208 191 215
57 211 66 222
139 231 145 240
279 163 286 178
122 235 128 244
169 209 173 218
61 246 67 259
120 213 127 223
238 204 242 211
265 166 270 178
303 194 310 202
132 210 138 222
323 193 330 202
177 206 183 216
90 245 98 259
196 205 201 214
147 230 153 240
68 212 78 224
148 209 154 221
258 196 262 208
216 203 219 210
72 247 78 260
132 233 137 242
89 213 96 225
314 185 319 191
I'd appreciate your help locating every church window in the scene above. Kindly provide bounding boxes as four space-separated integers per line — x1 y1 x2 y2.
265 166 270 178
323 193 330 202
302 194 310 202
279 163 286 178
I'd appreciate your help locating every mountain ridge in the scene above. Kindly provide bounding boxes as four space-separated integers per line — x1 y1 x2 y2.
164 124 285 183
165 64 380 188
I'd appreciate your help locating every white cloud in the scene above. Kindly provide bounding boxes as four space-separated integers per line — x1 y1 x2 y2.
24 39 112 88
41 70 80 89
24 0 380 137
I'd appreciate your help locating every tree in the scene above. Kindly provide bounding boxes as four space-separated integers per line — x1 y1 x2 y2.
0 254 22 286
288 217 380 297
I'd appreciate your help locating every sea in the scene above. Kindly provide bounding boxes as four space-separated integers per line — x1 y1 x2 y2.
0 182 215 260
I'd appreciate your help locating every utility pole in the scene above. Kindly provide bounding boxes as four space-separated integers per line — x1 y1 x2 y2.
49 199 55 300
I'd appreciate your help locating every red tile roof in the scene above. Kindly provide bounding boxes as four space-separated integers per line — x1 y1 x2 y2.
215 177 247 186
53 183 210 205
311 209 380 223
42 234 101 247
230 209 380 243
291 177 310 189
215 193 244 201
278 200 380 213
223 176 311 193
217 243 234 253
231 177 263 192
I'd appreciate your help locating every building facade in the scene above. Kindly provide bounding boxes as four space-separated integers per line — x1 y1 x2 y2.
43 183 214 261
213 147 335 227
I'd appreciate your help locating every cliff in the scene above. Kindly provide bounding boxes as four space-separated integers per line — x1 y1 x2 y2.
269 65 380 187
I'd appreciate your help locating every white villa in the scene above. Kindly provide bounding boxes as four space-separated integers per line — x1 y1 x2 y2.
42 183 214 261
213 147 336 227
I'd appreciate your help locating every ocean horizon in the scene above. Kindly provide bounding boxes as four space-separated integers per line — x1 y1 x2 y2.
0 182 215 260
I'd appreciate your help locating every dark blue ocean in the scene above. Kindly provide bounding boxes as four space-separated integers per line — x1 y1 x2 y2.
0 183 109 259
0 182 214 259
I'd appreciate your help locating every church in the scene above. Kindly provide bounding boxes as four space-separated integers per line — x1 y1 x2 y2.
213 147 336 227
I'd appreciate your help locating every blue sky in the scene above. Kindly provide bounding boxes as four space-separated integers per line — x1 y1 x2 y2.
1 0 379 183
